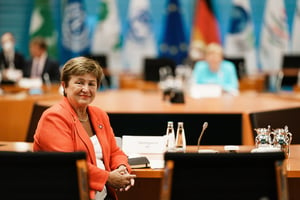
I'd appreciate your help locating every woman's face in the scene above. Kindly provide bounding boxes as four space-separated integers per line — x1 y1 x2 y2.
62 73 98 109
206 51 223 72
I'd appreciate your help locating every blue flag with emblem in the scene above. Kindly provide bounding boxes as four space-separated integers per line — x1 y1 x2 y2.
122 0 157 75
224 0 257 75
291 0 300 53
259 0 288 73
159 0 188 65
61 0 90 64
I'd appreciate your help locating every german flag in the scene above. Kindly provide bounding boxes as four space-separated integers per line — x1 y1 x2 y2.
191 0 221 46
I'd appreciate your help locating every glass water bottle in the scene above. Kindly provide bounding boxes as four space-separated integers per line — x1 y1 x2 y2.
166 121 175 151
175 122 186 152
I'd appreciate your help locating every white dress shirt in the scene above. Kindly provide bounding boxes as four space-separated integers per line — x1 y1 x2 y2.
31 52 47 78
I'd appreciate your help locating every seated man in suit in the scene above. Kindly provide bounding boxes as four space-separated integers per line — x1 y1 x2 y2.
0 32 26 84
24 37 60 83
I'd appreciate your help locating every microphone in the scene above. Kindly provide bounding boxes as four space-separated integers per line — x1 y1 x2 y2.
197 122 208 151
43 73 52 92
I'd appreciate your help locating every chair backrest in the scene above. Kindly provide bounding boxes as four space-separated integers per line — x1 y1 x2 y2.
144 57 176 82
84 54 111 88
26 103 49 142
161 152 287 200
0 151 89 200
281 54 300 87
223 57 245 79
249 107 300 144
85 54 107 68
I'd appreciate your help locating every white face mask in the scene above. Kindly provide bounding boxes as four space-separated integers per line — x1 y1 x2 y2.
2 41 14 52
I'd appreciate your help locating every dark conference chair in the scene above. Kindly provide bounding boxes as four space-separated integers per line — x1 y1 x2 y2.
249 107 300 144
85 54 111 88
26 103 49 142
0 151 89 200
224 57 246 79
143 57 176 82
281 54 300 87
161 152 287 200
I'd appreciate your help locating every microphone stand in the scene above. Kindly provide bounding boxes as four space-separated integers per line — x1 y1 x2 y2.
197 122 208 151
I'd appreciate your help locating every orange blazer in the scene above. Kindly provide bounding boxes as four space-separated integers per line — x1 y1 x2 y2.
33 97 131 199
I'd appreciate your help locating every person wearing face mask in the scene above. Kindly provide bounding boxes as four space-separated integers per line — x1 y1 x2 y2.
0 32 26 83
184 40 205 68
191 43 239 94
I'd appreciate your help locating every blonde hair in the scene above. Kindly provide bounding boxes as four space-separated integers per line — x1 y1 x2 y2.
205 43 223 55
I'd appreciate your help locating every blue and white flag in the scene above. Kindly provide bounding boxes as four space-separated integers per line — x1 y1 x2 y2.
122 0 157 75
291 0 300 53
159 0 188 65
91 0 123 74
61 0 90 64
224 0 257 75
259 0 289 72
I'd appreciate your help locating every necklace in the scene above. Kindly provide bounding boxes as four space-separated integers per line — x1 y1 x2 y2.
79 115 89 122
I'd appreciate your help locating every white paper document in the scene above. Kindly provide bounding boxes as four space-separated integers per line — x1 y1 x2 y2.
122 135 166 168
122 135 166 154
189 84 222 98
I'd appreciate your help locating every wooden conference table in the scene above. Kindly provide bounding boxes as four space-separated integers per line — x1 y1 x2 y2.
36 90 300 146
1 89 300 144
0 84 62 141
0 141 299 200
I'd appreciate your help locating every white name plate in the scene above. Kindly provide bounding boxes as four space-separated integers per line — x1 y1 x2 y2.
122 135 166 155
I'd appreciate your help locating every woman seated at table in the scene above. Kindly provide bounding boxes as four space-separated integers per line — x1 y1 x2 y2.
191 43 239 95
33 56 135 200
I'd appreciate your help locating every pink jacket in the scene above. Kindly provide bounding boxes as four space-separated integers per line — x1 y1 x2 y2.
33 97 131 199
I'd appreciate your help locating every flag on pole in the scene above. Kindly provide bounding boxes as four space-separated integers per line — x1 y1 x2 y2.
291 0 300 53
159 0 188 65
61 0 90 64
224 0 257 75
122 0 157 75
29 0 58 59
259 0 289 72
190 0 220 47
91 0 123 74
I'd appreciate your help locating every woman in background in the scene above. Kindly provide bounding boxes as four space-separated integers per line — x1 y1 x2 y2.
192 43 239 94
33 56 135 200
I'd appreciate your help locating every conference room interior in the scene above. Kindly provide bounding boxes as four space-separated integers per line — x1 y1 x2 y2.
2 0 300 200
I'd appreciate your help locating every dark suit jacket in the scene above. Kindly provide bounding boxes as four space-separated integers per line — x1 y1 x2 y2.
24 57 61 83
0 51 26 70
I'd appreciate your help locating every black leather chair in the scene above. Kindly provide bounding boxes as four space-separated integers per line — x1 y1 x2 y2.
26 103 49 142
85 54 111 88
281 54 300 87
161 152 287 200
223 57 246 79
0 151 89 200
143 57 176 82
249 107 300 144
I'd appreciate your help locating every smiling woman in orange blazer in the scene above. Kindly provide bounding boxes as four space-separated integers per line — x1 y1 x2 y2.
33 56 135 200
